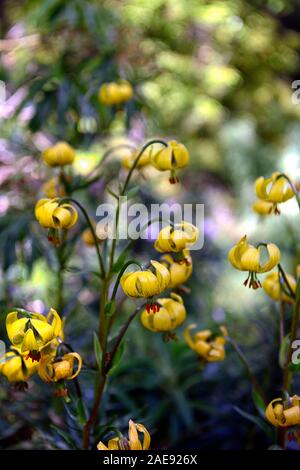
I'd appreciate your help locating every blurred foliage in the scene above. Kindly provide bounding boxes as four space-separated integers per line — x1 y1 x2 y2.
1 0 300 450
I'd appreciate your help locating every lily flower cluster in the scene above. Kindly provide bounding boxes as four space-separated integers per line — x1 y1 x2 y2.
121 222 198 335
253 172 294 215
0 308 82 393
228 170 300 436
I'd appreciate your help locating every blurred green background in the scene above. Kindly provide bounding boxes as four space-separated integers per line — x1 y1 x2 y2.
1 0 300 450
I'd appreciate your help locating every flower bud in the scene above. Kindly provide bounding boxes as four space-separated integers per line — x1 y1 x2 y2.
42 142 75 167
141 293 186 332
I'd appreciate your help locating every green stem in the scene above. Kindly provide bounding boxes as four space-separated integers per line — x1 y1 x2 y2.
105 305 144 373
226 336 266 403
121 139 167 196
276 173 300 211
110 260 143 303
108 140 167 273
278 264 296 300
58 197 105 278
77 144 137 190
283 296 300 391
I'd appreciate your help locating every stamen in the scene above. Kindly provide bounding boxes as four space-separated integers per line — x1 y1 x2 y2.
25 351 41 362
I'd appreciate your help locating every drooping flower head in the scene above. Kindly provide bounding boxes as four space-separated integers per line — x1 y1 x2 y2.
255 172 294 214
38 352 82 383
155 222 198 255
140 293 186 333
35 198 78 245
98 81 133 106
184 325 228 362
42 142 75 167
6 308 62 362
150 140 189 184
160 250 192 287
121 260 170 312
0 348 38 383
252 199 274 216
228 235 280 289
265 395 300 427
97 420 150 450
263 271 296 303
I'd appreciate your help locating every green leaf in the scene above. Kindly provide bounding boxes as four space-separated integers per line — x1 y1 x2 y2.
105 300 116 316
289 361 300 373
76 397 87 425
93 332 102 371
252 387 266 418
112 248 129 273
106 186 119 199
233 406 273 439
279 334 290 369
296 277 300 302
108 342 125 376
50 425 77 449
126 186 140 199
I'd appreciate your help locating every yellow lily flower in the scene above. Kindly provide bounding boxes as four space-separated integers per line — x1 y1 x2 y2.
228 235 280 289
184 325 228 362
42 142 75 167
6 308 62 362
255 172 294 214
265 395 300 427
140 293 186 332
121 260 170 307
263 271 296 303
150 140 189 184
155 222 199 254
122 143 164 170
252 199 274 216
161 250 192 287
97 419 150 450
42 177 66 199
98 81 133 106
35 198 78 230
38 352 82 383
0 348 38 383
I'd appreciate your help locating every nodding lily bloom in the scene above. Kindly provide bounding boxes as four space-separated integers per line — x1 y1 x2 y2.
35 199 78 245
6 308 62 362
121 261 170 312
255 172 294 214
0 348 38 383
155 222 199 254
265 395 300 427
252 199 274 216
228 235 280 289
42 142 75 167
38 352 82 383
161 250 192 287
97 419 151 450
98 81 133 106
184 325 228 362
263 271 296 303
35 198 78 230
42 177 66 199
150 140 189 184
141 293 186 333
